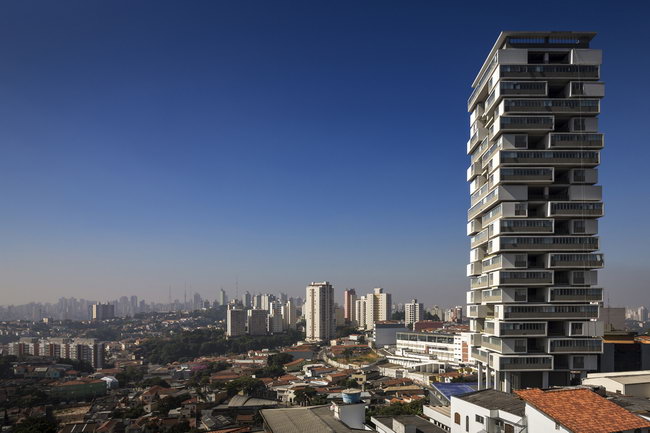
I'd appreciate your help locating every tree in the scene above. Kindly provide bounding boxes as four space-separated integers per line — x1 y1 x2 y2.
225 377 265 397
267 353 293 367
341 348 354 361
13 417 57 433
391 311 405 321
139 377 170 388
343 378 360 389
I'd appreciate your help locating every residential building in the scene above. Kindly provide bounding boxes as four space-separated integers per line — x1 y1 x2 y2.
227 307 246 337
217 288 227 306
355 288 392 331
247 309 268 336
344 289 357 325
91 303 115 321
424 388 650 433
466 31 605 390
405 299 424 326
242 291 252 308
305 281 335 342
282 299 297 330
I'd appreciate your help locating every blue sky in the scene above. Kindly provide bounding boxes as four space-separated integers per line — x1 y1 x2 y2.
1 1 649 307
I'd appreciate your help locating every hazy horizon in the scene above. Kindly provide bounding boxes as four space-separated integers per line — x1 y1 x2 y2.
2 1 649 307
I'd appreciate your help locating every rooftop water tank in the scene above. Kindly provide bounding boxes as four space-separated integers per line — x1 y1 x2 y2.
341 389 361 404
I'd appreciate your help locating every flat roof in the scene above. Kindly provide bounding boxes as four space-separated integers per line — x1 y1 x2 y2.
373 415 447 433
456 389 525 417
471 31 597 87
261 406 366 433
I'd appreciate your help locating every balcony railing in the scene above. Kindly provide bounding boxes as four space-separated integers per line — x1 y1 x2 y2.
497 167 554 183
548 253 604 268
498 356 553 371
548 202 604 217
499 219 554 234
471 348 489 363
548 133 604 149
499 150 599 165
549 287 603 302
496 236 599 252
503 305 599 320
500 64 599 79
549 339 602 353
502 99 600 114
498 116 554 132
493 270 553 285
500 323 547 336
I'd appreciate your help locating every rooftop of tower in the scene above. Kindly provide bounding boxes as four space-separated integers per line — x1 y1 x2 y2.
471 31 597 88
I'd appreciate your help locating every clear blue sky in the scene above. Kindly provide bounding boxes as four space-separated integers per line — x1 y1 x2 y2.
1 1 649 307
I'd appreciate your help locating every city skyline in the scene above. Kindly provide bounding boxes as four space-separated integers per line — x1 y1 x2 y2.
2 2 650 306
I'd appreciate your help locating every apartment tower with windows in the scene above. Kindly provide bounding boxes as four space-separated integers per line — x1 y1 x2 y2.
466 31 604 391
305 281 336 342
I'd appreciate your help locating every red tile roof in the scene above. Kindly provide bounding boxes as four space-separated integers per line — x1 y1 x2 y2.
516 388 650 433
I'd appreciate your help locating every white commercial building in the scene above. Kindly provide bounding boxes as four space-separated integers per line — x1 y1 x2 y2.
582 370 650 398
305 281 335 342
466 31 605 391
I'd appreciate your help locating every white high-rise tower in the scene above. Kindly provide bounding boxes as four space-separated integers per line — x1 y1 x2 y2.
305 281 335 342
466 32 604 391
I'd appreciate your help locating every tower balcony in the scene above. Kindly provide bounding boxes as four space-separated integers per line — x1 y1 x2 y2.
499 63 599 79
546 201 604 217
468 185 528 220
481 254 528 273
467 262 483 277
492 115 554 137
494 321 547 337
489 270 554 286
499 98 600 115
470 275 489 290
546 253 604 269
548 287 603 303
547 338 603 354
482 287 528 303
494 354 554 371
489 236 599 253
490 150 600 168
499 304 599 320
546 132 604 149
490 167 554 185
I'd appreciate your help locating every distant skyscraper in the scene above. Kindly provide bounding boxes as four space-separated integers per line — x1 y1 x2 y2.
227 306 246 337
305 281 335 342
405 299 424 326
91 303 115 321
247 309 268 336
343 289 357 324
282 299 297 330
217 288 227 306
467 31 605 391
242 291 252 308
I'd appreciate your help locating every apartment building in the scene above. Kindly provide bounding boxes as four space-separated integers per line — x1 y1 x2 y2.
344 289 357 325
355 288 392 331
226 307 246 337
405 299 424 326
305 281 335 342
466 31 605 391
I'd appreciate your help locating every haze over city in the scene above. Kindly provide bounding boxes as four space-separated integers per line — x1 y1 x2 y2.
2 1 650 307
